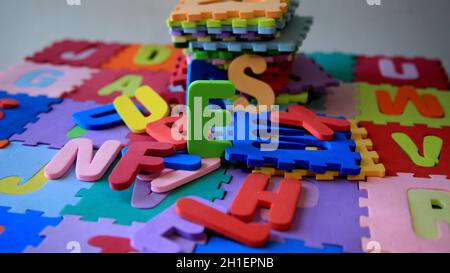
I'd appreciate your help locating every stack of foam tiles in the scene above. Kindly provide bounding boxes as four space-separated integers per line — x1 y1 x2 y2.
168 0 338 106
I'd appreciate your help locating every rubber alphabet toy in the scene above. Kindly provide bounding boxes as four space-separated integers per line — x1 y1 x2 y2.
73 103 142 130
272 105 351 140
114 86 170 133
230 173 302 231
109 142 174 190
228 55 275 110
376 86 444 118
44 138 122 182
176 197 271 247
187 80 234 157
146 115 186 150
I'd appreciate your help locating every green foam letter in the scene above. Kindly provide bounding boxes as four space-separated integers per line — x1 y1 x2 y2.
408 189 450 240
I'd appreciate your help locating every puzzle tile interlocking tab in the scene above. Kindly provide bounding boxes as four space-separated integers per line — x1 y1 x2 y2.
189 16 313 53
0 207 61 253
360 174 450 253
355 83 450 128
67 69 173 104
0 61 97 98
61 167 231 225
10 99 130 148
25 215 143 253
359 122 450 178
354 56 450 90
0 91 61 139
27 40 125 68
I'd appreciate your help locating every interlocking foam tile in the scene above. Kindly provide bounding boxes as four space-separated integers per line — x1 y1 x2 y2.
354 56 450 90
0 207 61 253
66 69 172 104
360 174 450 253
307 52 356 83
0 61 97 98
172 24 279 37
355 83 450 128
24 215 143 253
171 29 279 45
61 167 231 225
317 83 359 119
0 91 61 139
10 99 130 149
195 236 343 253
190 48 294 61
215 169 367 253
169 0 288 22
168 0 299 29
132 200 208 253
189 16 312 53
359 122 450 178
254 121 385 181
26 40 125 68
102 44 182 73
226 131 361 175
285 53 340 93
0 142 94 218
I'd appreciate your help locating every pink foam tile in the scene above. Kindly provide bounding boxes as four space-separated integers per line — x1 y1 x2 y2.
360 174 450 253
0 61 97 98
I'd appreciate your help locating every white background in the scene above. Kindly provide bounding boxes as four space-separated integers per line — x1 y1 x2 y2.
0 0 449 73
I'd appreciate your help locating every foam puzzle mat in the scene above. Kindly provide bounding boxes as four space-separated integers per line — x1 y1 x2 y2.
0 1 449 253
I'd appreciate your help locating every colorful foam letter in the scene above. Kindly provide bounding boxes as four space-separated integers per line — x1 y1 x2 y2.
109 142 174 190
228 55 275 109
176 197 271 247
14 70 64 88
408 189 450 240
273 105 351 140
187 80 233 158
98 75 143 97
146 115 186 150
114 85 169 133
44 138 122 181
230 173 302 231
376 86 444 118
392 133 442 167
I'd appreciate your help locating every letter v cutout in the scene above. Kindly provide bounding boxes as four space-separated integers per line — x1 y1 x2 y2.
392 132 443 167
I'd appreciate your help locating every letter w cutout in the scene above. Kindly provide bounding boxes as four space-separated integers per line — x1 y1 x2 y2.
376 86 444 118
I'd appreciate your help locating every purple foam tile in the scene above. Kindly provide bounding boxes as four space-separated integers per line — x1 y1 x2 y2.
10 99 130 149
131 197 221 253
131 179 169 209
214 168 367 253
286 54 340 93
24 215 143 253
